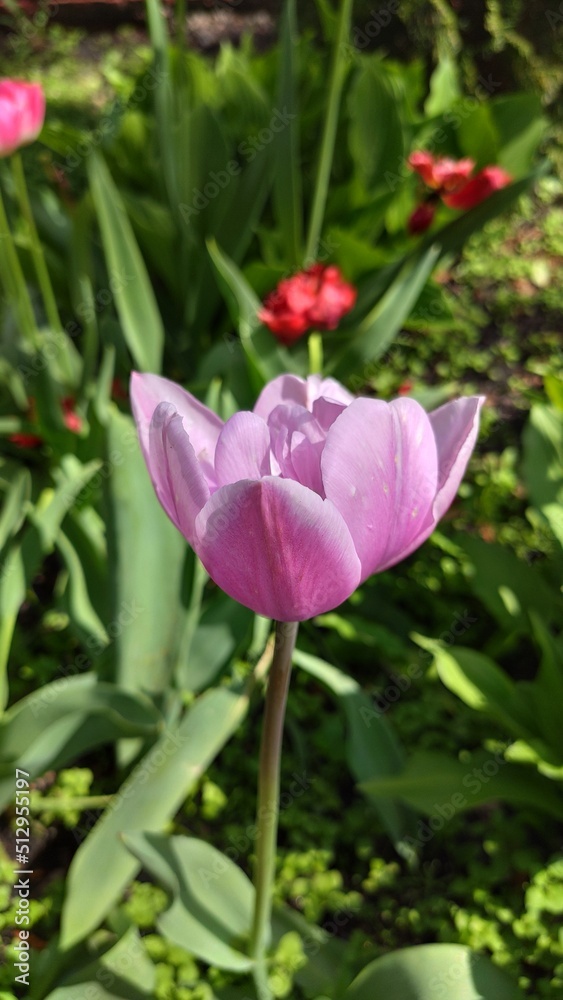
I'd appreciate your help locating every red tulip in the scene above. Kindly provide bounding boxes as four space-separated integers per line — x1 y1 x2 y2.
0 79 45 157
408 151 475 192
442 165 512 210
259 265 357 345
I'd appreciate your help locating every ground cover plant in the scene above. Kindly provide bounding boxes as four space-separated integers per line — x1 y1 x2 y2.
0 1 561 998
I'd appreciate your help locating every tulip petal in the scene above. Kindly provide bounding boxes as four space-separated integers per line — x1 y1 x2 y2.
322 398 438 579
148 403 210 546
253 375 310 420
430 396 484 521
194 477 361 621
130 372 222 488
214 412 271 487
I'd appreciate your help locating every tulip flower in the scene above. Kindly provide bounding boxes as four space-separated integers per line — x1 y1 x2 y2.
258 265 357 345
408 151 475 192
408 202 436 235
0 79 45 157
442 165 513 210
131 372 483 622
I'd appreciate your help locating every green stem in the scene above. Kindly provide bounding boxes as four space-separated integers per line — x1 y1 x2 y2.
307 331 324 375
250 621 299 997
11 151 62 335
0 183 38 345
304 0 354 263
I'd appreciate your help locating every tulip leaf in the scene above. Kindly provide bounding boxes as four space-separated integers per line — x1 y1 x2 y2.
348 60 404 191
273 0 303 264
360 749 563 822
0 468 30 554
456 534 562 630
60 682 255 949
331 244 439 378
42 926 155 1000
0 674 162 809
87 152 164 373
343 943 524 999
206 239 297 391
123 833 255 971
292 648 416 858
105 406 186 699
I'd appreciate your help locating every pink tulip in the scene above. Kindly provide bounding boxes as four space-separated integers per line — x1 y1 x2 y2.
442 165 512 210
131 373 483 622
0 79 45 157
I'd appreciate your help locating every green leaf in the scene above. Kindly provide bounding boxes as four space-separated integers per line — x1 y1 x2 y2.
332 245 439 378
348 61 404 190
491 93 548 176
0 675 161 809
0 469 30 554
124 833 255 971
105 406 186 697
43 926 155 1000
60 682 255 949
427 643 536 741
361 749 563 822
56 529 109 648
88 152 164 372
343 943 524 999
457 534 562 629
424 54 460 116
293 648 416 857
273 0 303 263
522 404 563 543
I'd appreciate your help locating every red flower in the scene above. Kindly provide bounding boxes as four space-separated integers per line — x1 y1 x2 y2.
259 264 357 345
9 432 43 448
442 165 512 210
61 397 83 434
408 151 474 192
408 202 436 235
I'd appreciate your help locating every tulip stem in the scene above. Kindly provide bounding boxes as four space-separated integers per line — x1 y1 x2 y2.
11 151 63 336
308 331 324 376
250 620 298 997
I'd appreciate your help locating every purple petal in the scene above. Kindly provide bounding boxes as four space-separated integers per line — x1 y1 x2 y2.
130 372 223 488
268 404 326 496
148 403 210 546
253 375 310 421
321 397 438 579
430 396 484 520
253 374 354 421
194 477 361 621
214 412 271 487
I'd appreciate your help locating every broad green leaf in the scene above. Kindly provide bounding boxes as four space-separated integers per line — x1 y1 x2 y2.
424 54 460 116
522 404 563 546
144 0 176 206
0 674 161 809
426 643 536 741
492 93 548 176
273 0 303 264
361 749 563 821
43 926 155 1000
457 534 562 629
207 240 296 390
56 529 108 648
457 102 500 168
331 245 439 378
105 406 186 697
0 542 25 710
0 468 30 554
60 682 255 949
344 943 524 999
124 833 255 971
88 153 164 372
528 613 563 762
348 61 404 190
293 649 416 857
32 457 102 551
